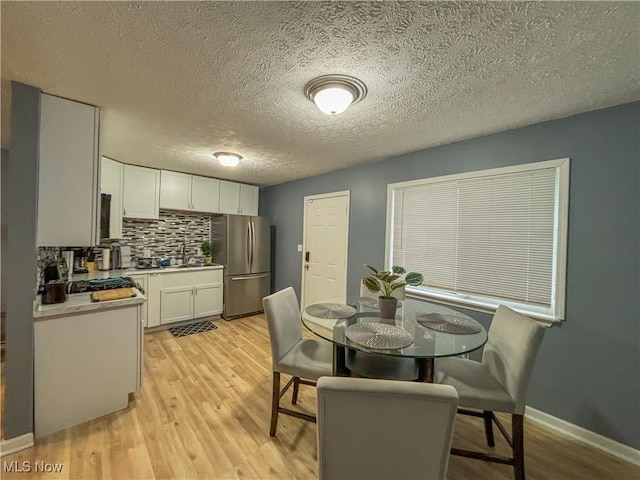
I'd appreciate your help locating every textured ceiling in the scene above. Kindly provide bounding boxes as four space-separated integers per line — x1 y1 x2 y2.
1 1 638 186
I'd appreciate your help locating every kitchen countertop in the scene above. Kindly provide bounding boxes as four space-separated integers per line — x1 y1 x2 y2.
70 264 224 281
34 289 146 319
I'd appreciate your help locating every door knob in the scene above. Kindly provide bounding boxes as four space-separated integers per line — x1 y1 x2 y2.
304 263 309 270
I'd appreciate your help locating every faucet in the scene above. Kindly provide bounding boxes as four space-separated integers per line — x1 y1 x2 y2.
180 242 187 265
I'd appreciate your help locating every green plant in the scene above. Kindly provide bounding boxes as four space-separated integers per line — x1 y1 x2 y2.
201 240 211 257
362 265 424 298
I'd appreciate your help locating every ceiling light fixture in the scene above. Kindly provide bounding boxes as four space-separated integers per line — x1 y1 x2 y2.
214 152 242 167
304 74 367 116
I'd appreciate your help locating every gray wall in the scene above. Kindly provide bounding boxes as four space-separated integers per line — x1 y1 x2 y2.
260 102 640 449
2 83 41 438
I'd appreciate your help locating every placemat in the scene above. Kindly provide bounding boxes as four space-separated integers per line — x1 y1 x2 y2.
357 297 403 309
416 313 482 334
345 323 413 349
305 303 357 319
169 320 217 338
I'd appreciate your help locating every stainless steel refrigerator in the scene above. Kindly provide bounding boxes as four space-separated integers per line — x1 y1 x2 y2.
212 215 271 319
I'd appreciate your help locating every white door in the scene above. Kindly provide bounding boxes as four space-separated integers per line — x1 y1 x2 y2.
301 191 350 308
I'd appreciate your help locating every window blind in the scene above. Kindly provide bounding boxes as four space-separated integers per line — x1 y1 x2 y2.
391 167 558 309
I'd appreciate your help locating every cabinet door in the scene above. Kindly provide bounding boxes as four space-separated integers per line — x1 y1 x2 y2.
101 157 124 239
123 165 160 219
38 94 100 246
146 273 161 328
160 170 191 210
219 180 240 214
193 283 223 318
160 287 193 324
191 176 220 213
129 275 148 327
239 184 259 216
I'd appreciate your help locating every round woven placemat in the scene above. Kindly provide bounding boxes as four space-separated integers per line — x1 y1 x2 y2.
304 303 357 319
345 323 413 349
416 313 482 334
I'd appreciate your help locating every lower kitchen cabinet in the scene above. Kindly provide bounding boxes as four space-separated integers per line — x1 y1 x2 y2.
194 283 223 317
34 303 142 438
160 286 194 324
153 269 223 327
129 274 148 327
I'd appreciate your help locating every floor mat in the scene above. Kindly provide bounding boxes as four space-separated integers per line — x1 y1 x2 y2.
169 320 217 338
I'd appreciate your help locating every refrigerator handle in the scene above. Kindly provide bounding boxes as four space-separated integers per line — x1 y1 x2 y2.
250 221 256 271
247 221 252 269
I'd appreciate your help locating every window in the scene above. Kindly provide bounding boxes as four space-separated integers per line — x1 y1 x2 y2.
386 158 569 322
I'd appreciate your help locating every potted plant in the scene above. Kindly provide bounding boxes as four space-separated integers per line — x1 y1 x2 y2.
201 240 212 264
363 265 424 319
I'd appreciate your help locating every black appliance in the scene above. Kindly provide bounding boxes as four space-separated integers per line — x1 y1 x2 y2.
44 259 69 283
42 280 68 305
100 193 111 240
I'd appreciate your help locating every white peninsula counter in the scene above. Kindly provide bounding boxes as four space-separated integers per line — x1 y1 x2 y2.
33 290 145 438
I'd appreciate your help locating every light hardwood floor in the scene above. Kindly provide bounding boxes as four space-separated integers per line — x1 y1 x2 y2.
2 314 638 479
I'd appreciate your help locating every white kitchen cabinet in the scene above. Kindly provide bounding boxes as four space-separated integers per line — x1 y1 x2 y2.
37 93 101 246
194 283 223 318
160 170 220 213
156 269 223 326
239 184 259 216
159 170 191 210
191 176 220 213
123 165 160 219
160 286 194 324
219 180 259 215
101 157 124 239
34 304 142 438
146 272 161 328
218 180 241 214
129 274 148 327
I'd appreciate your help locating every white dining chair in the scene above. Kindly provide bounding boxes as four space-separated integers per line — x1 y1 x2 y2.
262 287 333 436
435 305 546 480
317 376 459 480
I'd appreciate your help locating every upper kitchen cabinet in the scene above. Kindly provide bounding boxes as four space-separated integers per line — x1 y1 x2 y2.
100 157 124 239
160 171 220 213
37 94 101 247
123 165 160 219
191 176 220 213
239 184 259 216
219 181 259 216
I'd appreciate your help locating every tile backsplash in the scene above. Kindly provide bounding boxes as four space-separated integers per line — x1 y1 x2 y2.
122 209 211 259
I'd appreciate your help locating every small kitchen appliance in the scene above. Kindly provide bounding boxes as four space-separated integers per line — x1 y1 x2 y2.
44 259 69 283
42 280 68 304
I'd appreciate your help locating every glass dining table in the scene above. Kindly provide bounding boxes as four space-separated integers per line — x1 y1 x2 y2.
302 296 488 382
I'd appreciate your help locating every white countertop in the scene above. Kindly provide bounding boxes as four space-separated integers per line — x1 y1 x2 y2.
34 289 146 319
71 264 224 281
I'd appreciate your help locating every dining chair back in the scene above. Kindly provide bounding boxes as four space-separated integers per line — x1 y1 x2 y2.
317 376 459 480
263 287 333 436
436 305 546 480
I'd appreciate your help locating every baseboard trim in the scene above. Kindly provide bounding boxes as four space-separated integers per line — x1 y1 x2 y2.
0 433 34 457
525 406 640 466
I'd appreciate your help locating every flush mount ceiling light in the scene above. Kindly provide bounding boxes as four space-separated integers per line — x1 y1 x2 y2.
304 74 367 116
214 152 242 167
